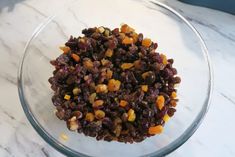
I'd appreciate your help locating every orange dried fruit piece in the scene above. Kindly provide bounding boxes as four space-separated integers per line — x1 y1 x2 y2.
93 100 104 108
59 46 70 53
71 54 80 62
121 63 134 70
122 36 133 45
105 49 113 57
171 91 177 99
120 24 135 34
141 85 148 92
142 38 152 47
95 110 105 119
156 95 165 110
108 79 121 92
131 32 138 43
119 100 128 107
127 109 136 122
160 54 168 65
95 84 108 93
85 113 95 122
148 125 163 135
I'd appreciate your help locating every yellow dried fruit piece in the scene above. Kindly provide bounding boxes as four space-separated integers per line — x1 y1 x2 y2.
108 79 121 92
60 133 69 141
131 32 138 43
119 100 128 107
148 125 163 135
93 100 104 108
106 69 113 79
89 93 97 104
160 54 168 65
95 110 105 119
119 33 126 39
98 26 105 33
72 87 81 95
122 36 133 45
71 54 80 62
85 113 95 122
163 114 170 122
127 109 136 122
121 63 134 70
101 59 109 66
142 38 152 47
141 85 148 92
59 46 70 53
64 94 71 100
105 49 113 57
171 91 177 99
156 95 165 110
95 84 108 93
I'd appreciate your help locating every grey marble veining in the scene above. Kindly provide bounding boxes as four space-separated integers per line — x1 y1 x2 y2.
0 0 235 156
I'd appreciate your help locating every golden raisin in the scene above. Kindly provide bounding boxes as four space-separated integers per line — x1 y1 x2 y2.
131 32 138 43
141 85 148 92
71 54 80 62
122 36 133 45
141 71 150 79
134 60 141 69
170 100 177 107
89 93 97 104
148 125 163 135
83 59 94 69
105 49 113 57
171 91 177 99
101 59 109 66
98 26 105 33
64 94 71 100
95 110 105 119
160 54 168 65
120 24 134 34
59 46 70 53
127 109 136 122
121 63 134 70
142 38 152 47
106 69 113 79
93 100 104 108
119 100 128 107
72 87 81 95
156 95 165 110
108 79 121 92
85 113 95 122
95 84 108 93
163 114 170 122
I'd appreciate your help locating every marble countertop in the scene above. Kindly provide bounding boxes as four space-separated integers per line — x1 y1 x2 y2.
1 0 235 156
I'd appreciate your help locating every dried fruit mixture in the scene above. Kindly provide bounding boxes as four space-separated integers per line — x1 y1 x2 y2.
49 24 181 143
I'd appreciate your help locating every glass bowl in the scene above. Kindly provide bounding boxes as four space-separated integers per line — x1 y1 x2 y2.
17 0 213 156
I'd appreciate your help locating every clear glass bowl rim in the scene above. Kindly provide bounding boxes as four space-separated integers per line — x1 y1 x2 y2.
17 1 213 157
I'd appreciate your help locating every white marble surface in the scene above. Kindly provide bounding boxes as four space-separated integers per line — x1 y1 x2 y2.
0 0 235 156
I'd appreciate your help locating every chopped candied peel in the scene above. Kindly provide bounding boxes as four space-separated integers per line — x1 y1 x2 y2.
59 46 70 53
71 54 80 62
127 109 136 122
122 36 133 45
156 95 165 110
141 85 148 92
105 49 113 57
64 94 71 100
163 114 170 122
142 38 152 47
119 100 128 107
148 125 163 135
108 79 121 92
121 63 134 70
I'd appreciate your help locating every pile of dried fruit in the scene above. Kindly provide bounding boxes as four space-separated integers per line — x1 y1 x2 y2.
49 24 181 143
